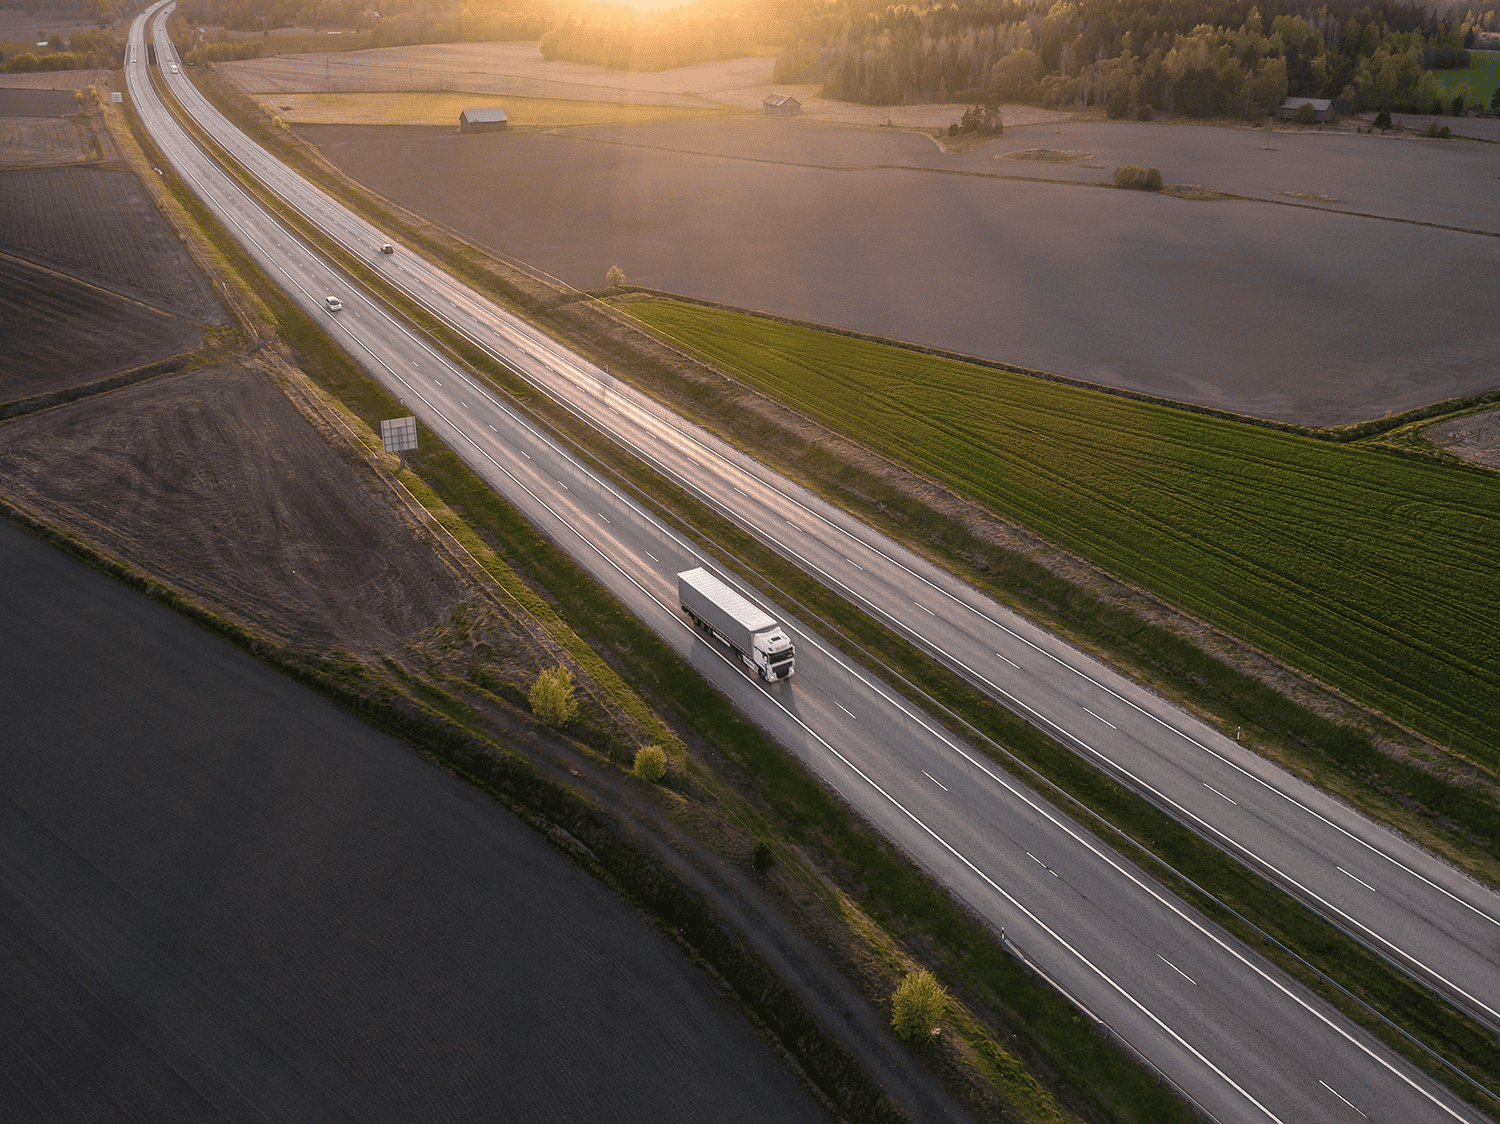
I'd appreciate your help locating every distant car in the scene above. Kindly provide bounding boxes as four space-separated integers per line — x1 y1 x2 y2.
325 296 343 311
169 64 178 72
379 243 393 255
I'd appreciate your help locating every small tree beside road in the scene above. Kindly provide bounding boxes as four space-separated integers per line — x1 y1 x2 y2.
632 745 666 781
891 969 947 1040
529 665 579 727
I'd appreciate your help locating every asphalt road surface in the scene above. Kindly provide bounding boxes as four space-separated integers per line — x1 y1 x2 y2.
129 7 1498 1120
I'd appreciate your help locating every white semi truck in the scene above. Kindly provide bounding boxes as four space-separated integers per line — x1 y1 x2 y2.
678 567 795 681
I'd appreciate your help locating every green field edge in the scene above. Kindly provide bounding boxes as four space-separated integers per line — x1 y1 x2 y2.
96 69 1211 1123
610 292 1500 771
155 64 1500 1116
617 286 1500 448
516 378 1500 1113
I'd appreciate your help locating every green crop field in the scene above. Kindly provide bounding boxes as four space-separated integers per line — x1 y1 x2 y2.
624 299 1500 764
1432 50 1500 107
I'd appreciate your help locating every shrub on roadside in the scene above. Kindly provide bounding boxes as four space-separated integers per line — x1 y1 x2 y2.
1374 108 1392 130
1294 102 1316 125
606 264 626 288
529 665 579 726
891 969 947 1040
633 744 666 781
1136 103 1153 121
1113 165 1162 191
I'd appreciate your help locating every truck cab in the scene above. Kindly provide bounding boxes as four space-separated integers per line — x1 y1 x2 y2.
753 630 795 680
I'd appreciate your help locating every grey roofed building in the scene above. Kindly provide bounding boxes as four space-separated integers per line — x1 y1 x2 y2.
763 93 801 115
459 106 508 133
1277 96 1333 122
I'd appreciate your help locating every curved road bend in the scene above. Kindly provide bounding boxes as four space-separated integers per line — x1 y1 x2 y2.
131 8 1492 1122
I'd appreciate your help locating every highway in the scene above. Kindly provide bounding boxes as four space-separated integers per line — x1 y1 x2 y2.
127 7 1495 1121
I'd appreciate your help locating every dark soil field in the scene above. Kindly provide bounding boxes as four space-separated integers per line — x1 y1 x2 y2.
0 89 95 168
0 88 80 117
0 255 205 404
0 361 474 653
0 166 227 324
0 518 825 1124
0 158 228 400
301 116 1500 425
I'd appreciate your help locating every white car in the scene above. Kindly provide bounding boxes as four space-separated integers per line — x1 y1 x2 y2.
325 296 343 311
169 64 178 72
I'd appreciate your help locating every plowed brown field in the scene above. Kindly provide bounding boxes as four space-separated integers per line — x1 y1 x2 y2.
0 518 826 1124
0 255 204 404
0 361 477 653
0 166 226 321
0 117 93 164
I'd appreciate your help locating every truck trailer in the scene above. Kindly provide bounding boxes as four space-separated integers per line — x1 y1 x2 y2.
678 568 795 681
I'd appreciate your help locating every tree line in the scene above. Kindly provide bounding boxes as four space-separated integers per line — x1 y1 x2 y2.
774 0 1497 116
1 25 124 72
174 0 551 46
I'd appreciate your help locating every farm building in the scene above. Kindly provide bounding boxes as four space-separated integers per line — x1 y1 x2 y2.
1277 97 1332 122
458 107 508 133
763 94 801 115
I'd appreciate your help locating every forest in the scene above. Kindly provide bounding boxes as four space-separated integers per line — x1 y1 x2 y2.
173 0 551 47
41 0 1493 113
774 0 1499 114
1 25 124 70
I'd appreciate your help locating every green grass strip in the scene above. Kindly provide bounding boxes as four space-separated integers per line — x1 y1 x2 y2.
620 298 1500 765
